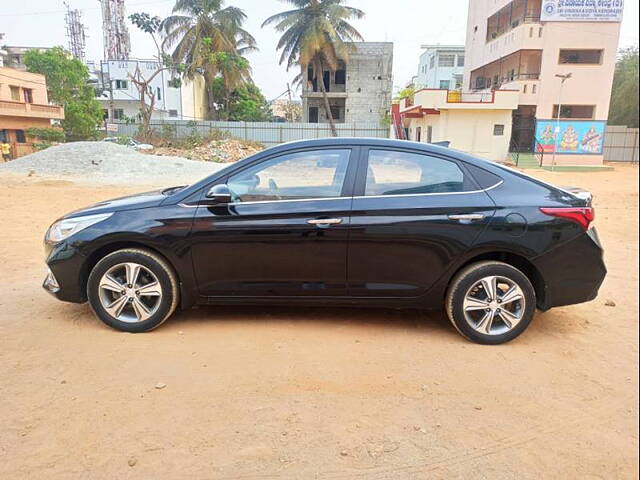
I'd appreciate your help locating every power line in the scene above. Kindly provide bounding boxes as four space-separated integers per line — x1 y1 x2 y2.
0 0 174 17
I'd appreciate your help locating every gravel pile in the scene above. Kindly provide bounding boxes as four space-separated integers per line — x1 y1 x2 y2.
0 141 226 186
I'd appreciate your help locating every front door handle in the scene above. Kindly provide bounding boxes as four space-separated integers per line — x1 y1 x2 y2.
448 214 485 222
307 218 343 226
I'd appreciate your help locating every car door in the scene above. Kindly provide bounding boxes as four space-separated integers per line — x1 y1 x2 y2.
347 147 496 297
190 147 358 297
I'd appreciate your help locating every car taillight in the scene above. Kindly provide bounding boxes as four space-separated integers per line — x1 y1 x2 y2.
540 207 595 230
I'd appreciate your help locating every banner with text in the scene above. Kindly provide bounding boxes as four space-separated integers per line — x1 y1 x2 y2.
541 0 624 22
536 120 606 155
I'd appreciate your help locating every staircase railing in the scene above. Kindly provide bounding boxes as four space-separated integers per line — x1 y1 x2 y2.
391 104 406 140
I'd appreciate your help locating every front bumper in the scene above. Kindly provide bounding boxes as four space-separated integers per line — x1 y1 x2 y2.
43 240 89 303
533 227 607 310
43 267 61 294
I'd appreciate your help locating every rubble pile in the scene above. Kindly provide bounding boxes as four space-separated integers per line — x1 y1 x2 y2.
149 139 264 163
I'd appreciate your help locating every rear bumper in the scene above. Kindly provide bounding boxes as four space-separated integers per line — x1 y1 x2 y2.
533 227 606 310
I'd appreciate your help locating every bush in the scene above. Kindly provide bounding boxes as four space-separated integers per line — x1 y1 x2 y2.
32 142 54 151
25 127 65 143
114 136 134 146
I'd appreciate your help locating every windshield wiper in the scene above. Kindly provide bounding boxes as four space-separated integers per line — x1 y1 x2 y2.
162 186 187 195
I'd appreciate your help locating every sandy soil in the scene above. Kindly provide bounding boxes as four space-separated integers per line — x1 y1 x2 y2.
0 165 638 479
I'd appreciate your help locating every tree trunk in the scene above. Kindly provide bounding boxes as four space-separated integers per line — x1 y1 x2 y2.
315 60 338 137
137 86 155 141
206 86 217 120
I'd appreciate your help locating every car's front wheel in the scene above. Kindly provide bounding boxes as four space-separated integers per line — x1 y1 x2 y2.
87 248 179 332
445 261 536 344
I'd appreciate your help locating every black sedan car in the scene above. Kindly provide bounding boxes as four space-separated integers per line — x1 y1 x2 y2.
43 138 606 344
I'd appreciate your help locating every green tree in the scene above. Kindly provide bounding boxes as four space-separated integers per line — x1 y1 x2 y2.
211 79 271 121
608 46 639 127
129 12 182 139
161 0 257 118
393 85 415 104
263 0 364 136
24 47 103 140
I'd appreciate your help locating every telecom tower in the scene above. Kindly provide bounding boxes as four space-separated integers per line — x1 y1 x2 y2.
99 0 131 61
64 2 87 62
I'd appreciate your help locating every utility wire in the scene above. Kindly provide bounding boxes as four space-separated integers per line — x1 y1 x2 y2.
0 0 174 17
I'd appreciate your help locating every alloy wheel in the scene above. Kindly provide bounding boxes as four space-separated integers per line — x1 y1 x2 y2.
462 275 525 335
97 262 162 323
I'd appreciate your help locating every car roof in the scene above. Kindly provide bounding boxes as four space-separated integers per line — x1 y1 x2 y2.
172 136 548 203
274 137 445 152
264 137 464 160
267 137 502 171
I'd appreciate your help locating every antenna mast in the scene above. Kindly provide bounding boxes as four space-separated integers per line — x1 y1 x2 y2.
99 0 131 60
65 2 87 62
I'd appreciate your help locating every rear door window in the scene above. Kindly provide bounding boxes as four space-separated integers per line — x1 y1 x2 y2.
364 149 473 196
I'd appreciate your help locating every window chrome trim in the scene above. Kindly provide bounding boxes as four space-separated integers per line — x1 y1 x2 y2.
357 180 503 200
178 180 503 207
228 196 348 206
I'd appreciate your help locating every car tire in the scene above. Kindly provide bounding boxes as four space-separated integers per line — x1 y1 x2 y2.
445 261 536 345
87 248 179 332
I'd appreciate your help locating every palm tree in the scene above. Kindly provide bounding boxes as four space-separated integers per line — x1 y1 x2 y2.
263 0 364 136
161 0 257 118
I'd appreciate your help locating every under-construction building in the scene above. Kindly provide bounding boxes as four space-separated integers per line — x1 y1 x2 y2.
100 0 131 61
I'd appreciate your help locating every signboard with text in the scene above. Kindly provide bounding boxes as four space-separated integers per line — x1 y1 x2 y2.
540 0 624 22
535 119 606 155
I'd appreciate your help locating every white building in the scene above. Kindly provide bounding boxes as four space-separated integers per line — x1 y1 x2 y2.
97 59 207 122
416 45 465 90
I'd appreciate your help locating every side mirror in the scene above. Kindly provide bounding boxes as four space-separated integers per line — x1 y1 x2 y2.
204 184 232 204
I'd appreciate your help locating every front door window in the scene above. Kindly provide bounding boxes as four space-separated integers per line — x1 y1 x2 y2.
227 149 351 202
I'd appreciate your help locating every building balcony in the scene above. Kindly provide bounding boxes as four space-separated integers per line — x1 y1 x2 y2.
400 88 520 116
301 90 348 99
470 50 542 91
501 78 540 102
486 0 542 43
0 99 64 120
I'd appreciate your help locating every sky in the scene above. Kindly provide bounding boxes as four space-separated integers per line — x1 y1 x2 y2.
1 0 639 101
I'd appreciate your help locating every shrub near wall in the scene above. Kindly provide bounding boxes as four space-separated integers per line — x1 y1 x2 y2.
25 127 66 151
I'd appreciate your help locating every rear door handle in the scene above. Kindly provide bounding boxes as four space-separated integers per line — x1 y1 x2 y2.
448 214 485 221
307 218 343 226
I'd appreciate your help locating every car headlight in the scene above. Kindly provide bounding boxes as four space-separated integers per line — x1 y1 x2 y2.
45 213 113 243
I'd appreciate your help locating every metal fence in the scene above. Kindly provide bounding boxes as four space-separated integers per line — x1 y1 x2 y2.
115 120 389 146
604 126 639 163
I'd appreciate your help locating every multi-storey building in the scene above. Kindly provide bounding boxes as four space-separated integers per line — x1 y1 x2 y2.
464 0 624 166
0 67 64 158
96 59 207 122
416 45 465 90
301 42 393 124
0 45 52 71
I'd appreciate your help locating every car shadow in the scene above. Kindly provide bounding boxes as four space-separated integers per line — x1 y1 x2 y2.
168 304 457 337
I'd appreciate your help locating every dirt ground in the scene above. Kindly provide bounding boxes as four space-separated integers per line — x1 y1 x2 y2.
0 165 638 479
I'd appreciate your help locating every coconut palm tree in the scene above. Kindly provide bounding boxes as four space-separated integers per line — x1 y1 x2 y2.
263 0 364 136
161 0 257 118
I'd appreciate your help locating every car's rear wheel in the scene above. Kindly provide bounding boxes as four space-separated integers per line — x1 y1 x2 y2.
87 248 179 332
445 261 536 344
